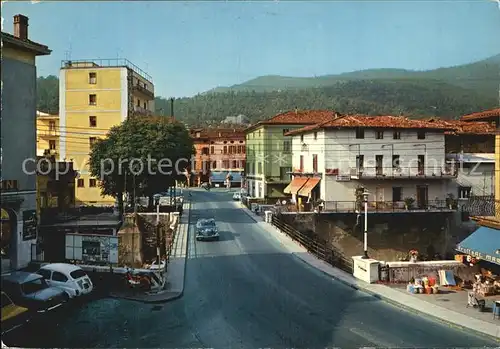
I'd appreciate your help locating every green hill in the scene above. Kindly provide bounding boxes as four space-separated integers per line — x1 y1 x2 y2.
37 53 500 126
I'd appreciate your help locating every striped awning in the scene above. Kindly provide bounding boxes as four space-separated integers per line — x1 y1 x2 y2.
283 177 308 194
298 178 320 196
456 226 500 265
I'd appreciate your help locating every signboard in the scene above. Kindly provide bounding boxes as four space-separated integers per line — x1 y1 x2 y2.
22 210 37 240
0 180 19 191
65 234 118 264
456 246 500 265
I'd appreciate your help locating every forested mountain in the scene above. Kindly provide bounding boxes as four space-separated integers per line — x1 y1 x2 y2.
37 54 500 125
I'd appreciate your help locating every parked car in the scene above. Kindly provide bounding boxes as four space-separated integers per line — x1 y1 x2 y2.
36 263 93 298
2 272 68 313
1 291 30 335
232 192 241 201
195 218 219 241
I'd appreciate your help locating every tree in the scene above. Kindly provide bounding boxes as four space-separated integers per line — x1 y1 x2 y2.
37 75 59 114
88 117 195 214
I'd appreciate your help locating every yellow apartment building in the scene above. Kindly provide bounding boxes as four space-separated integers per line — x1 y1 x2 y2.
58 59 155 206
36 111 60 156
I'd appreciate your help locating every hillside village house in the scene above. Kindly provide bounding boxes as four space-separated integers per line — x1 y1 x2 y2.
245 110 338 199
284 115 460 212
1 15 51 271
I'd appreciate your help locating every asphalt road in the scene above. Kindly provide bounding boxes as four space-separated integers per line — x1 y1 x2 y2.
4 189 498 348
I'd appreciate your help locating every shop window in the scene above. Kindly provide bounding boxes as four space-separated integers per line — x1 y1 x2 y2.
77 179 84 187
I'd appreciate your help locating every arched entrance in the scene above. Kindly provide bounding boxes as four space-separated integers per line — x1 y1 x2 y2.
1 208 17 267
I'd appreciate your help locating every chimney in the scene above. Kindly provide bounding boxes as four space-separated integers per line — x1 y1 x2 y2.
14 14 29 40
334 112 340 118
294 107 298 114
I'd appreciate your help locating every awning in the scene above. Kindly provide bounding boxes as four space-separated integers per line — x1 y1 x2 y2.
283 177 308 194
456 226 500 266
298 178 320 196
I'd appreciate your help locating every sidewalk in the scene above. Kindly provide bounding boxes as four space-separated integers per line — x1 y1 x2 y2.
110 201 191 303
236 201 500 341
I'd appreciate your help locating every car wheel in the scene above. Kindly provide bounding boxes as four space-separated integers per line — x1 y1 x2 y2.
62 292 70 302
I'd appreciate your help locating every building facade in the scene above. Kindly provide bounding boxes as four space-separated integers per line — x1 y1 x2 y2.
58 59 155 206
189 127 246 186
36 111 59 156
285 115 458 212
1 14 51 270
245 110 337 199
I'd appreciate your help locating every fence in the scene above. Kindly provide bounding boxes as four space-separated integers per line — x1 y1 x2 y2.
270 214 353 273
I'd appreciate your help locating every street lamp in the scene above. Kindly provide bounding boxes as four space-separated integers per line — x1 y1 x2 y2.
362 190 370 259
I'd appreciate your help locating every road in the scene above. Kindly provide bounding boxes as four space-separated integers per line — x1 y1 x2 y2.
4 189 498 348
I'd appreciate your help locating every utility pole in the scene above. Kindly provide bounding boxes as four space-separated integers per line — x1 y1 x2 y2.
361 191 369 259
155 195 161 266
170 98 174 119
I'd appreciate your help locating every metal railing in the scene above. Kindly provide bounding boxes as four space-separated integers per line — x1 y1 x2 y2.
133 105 153 116
38 130 59 137
132 83 154 99
61 58 153 82
346 166 457 179
278 200 454 213
271 215 353 273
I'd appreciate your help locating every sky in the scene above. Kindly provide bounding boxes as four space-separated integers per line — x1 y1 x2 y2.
2 1 500 98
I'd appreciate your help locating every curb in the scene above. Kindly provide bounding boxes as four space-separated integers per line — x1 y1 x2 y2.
238 203 500 342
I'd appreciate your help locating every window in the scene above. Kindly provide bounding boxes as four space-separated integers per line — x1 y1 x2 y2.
77 179 84 187
283 129 289 135
49 120 56 131
89 94 97 105
355 128 364 139
137 99 141 107
210 146 215 154
201 147 209 155
223 146 227 154
241 160 246 170
375 155 383 175
280 167 292 181
393 131 401 140
89 179 97 187
223 160 229 169
49 140 56 150
242 146 246 154
458 186 472 199
300 135 304 142
89 116 97 127
392 155 400 168
356 155 364 170
418 155 425 174
314 132 318 140
417 130 426 139
232 160 237 168
212 161 217 169
300 155 304 171
258 162 262 174
143 102 147 109
376 131 384 139
36 269 52 279
51 271 68 282
89 137 97 147
88 72 97 84
70 270 87 280
283 140 291 153
312 154 318 173
392 187 402 202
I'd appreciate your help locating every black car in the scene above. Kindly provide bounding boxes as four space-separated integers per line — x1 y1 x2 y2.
2 272 69 313
195 218 219 241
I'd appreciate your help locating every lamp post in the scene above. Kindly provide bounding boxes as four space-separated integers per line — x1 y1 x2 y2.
154 195 161 265
362 190 369 259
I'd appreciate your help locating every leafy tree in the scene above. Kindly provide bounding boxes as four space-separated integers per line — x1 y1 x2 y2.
88 116 195 214
37 75 59 114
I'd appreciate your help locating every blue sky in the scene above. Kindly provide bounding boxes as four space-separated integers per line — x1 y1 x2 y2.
2 1 500 98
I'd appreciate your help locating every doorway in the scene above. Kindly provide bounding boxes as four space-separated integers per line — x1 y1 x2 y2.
416 185 428 209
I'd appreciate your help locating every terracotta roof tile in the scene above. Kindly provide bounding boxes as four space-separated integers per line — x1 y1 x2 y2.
245 110 341 132
285 114 455 136
190 127 246 140
430 119 497 135
460 108 500 121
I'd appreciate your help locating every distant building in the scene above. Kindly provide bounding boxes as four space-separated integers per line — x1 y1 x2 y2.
59 58 155 206
36 111 59 157
189 127 246 186
1 14 51 271
222 114 250 125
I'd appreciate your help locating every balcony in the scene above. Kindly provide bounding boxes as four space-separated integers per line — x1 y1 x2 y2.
133 105 153 116
347 166 456 180
277 200 455 213
38 129 59 137
132 83 154 99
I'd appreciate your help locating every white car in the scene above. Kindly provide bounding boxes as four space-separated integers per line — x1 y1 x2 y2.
36 263 93 298
232 192 241 201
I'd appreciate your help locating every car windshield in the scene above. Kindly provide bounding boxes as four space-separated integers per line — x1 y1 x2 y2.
199 221 216 228
21 278 48 294
70 269 87 279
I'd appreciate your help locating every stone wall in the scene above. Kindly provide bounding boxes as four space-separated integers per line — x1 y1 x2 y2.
278 212 476 262
386 260 480 283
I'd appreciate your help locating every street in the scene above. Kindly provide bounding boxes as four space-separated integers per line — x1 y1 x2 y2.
4 189 498 348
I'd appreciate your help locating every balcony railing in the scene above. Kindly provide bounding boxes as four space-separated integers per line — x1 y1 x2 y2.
133 105 153 116
132 84 154 99
277 200 454 213
38 129 59 137
347 166 456 179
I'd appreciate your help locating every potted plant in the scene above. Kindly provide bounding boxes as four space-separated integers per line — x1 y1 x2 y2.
445 193 457 209
404 197 415 210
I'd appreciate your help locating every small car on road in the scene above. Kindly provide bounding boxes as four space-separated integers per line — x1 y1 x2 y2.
195 218 219 241
36 263 94 299
2 272 68 313
232 192 241 201
1 291 30 335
